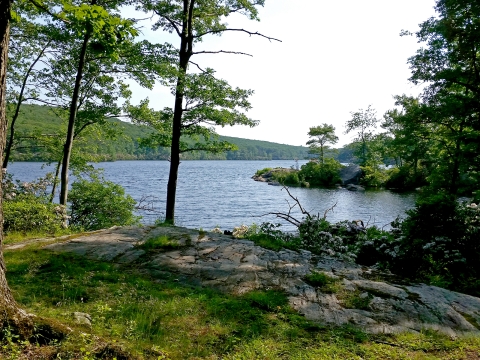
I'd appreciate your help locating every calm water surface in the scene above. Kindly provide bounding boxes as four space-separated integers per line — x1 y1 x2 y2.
8 160 417 231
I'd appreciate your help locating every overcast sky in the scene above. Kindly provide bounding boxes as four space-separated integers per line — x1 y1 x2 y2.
129 0 438 147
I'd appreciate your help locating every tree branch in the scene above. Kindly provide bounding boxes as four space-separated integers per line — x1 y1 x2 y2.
194 28 281 42
193 50 253 57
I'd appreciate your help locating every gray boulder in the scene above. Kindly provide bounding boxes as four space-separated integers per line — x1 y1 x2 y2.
340 164 362 185
346 184 365 191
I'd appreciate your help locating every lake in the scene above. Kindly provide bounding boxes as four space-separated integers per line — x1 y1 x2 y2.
8 160 417 231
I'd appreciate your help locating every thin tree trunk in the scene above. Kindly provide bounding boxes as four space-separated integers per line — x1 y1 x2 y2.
2 40 51 169
50 156 62 203
0 0 34 335
59 30 91 205
449 124 464 195
165 0 194 223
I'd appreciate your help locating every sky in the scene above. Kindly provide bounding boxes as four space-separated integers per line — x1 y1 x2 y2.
128 0 438 147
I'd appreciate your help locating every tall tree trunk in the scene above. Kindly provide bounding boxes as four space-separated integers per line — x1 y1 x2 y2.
165 0 193 224
0 0 34 335
59 31 90 205
165 53 190 223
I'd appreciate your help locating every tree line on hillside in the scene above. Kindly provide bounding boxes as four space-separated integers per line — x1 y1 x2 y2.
6 105 311 161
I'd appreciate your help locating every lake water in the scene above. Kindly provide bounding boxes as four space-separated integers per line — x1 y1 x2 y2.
8 160 417 231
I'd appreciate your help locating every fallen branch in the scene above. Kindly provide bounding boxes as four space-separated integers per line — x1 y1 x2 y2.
135 195 159 212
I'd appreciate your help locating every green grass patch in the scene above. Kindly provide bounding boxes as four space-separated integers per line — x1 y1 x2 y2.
139 235 182 250
3 228 78 246
247 233 289 251
2 243 480 359
304 271 342 293
340 290 373 310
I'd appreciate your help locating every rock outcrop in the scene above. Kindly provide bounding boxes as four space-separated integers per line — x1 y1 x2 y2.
44 226 480 337
339 164 363 185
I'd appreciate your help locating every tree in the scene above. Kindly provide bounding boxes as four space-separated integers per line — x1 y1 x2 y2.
139 0 279 223
344 105 379 165
57 2 138 205
3 12 54 169
0 0 34 336
402 0 480 195
306 124 338 164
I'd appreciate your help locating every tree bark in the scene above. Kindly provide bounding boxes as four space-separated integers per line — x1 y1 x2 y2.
59 30 91 205
165 0 194 223
0 0 34 335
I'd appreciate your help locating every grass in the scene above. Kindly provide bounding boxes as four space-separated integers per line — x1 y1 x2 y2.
304 271 342 294
139 235 183 251
3 228 76 246
2 238 480 359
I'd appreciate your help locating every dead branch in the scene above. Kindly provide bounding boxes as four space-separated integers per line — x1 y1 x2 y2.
323 201 337 220
281 186 311 217
194 28 281 42
135 195 158 212
366 215 372 227
192 50 253 57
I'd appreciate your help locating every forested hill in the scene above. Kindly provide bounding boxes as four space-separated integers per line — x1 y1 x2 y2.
7 104 310 161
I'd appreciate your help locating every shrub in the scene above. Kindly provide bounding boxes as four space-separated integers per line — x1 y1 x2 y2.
255 167 272 176
3 200 66 234
360 164 388 188
299 159 342 187
2 173 67 234
69 174 140 230
245 223 300 251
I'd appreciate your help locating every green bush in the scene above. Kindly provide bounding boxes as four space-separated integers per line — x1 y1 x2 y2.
360 164 388 188
384 165 427 190
299 159 342 187
255 167 272 176
2 173 67 234
385 195 480 295
245 223 300 251
69 174 140 230
3 200 66 234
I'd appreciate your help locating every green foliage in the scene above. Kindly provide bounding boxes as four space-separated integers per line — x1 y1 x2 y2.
386 196 480 295
384 165 427 190
344 105 379 165
68 173 140 230
299 158 343 187
245 223 300 251
360 163 388 188
3 201 66 234
254 167 272 176
2 173 67 234
306 124 339 164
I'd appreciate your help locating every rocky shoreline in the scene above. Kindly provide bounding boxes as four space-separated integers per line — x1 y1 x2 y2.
252 164 366 191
